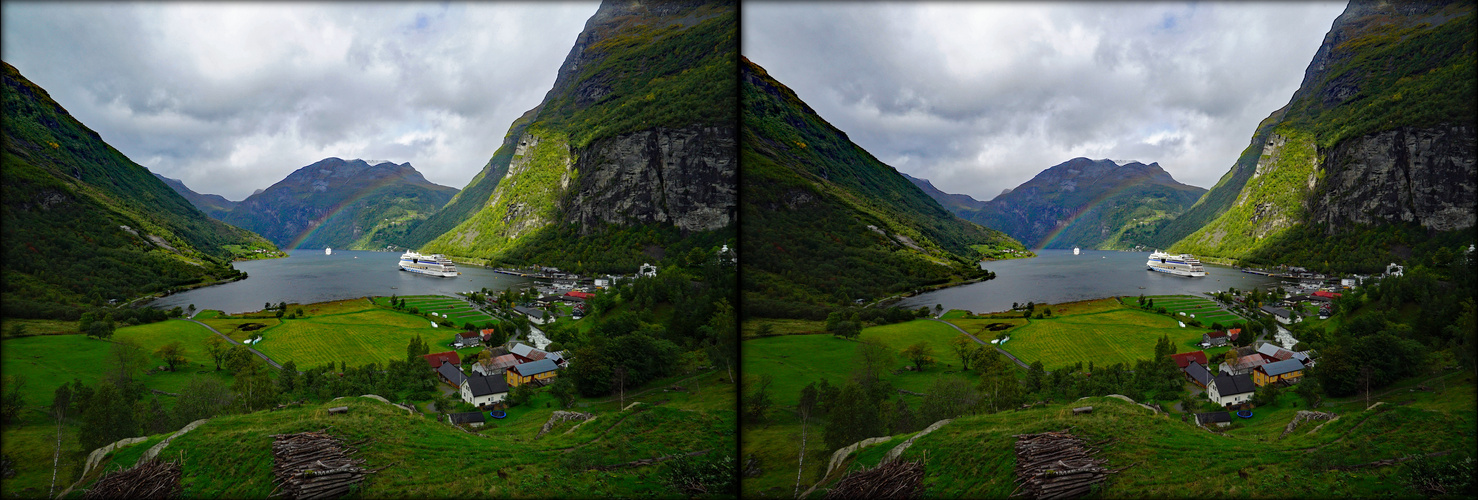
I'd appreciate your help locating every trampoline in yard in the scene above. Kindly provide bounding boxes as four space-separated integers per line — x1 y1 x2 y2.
1236 410 1253 418
490 410 507 419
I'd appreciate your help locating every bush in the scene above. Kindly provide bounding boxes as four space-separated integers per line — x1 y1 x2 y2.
663 452 736 496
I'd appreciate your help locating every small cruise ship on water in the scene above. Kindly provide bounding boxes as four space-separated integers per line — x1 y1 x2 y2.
1146 251 1207 277
399 251 459 277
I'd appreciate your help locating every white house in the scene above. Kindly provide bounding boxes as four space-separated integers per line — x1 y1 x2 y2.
639 263 657 277
1207 373 1256 407
1386 263 1404 277
460 374 509 408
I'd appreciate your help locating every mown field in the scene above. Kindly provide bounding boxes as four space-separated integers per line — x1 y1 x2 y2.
374 295 498 326
1138 294 1243 327
995 298 1216 371
251 309 457 370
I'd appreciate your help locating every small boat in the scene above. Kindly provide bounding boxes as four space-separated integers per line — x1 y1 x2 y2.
325 248 332 256
1073 247 1080 256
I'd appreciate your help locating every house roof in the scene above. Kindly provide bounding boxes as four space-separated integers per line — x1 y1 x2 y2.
1256 343 1296 361
510 342 535 358
1261 305 1291 318
1185 360 1212 385
564 290 594 300
1258 358 1306 377
513 306 545 318
437 362 467 386
448 411 485 424
459 331 479 338
1227 328 1241 339
1196 411 1232 424
1312 290 1342 299
464 374 509 397
423 351 461 368
1212 373 1256 396
511 359 559 377
486 354 519 370
1169 351 1208 369
1205 330 1229 339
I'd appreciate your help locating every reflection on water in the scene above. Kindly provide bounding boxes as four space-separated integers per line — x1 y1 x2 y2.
150 249 531 314
898 249 1283 314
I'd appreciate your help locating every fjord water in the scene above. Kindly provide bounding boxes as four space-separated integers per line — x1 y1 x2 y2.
150 250 531 314
898 249 1282 314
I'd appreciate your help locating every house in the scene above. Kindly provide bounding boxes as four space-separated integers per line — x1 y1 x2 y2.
1261 305 1295 324
510 342 550 363
447 411 486 428
479 328 499 344
1195 411 1232 428
436 361 467 388
1220 353 1270 376
1254 358 1306 386
454 331 481 348
1256 342 1295 361
472 353 520 376
594 278 610 287
1168 351 1209 369
1185 360 1213 388
460 374 510 408
507 358 559 387
1202 330 1231 347
639 263 657 277
423 351 461 369
1207 373 1257 407
513 305 549 325
564 290 594 301
1312 290 1342 300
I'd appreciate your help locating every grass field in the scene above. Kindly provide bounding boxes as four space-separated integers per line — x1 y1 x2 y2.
252 309 455 370
1137 294 1243 326
997 298 1218 371
740 318 830 338
375 295 498 326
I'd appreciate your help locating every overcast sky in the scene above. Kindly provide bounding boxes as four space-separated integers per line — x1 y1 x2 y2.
744 1 1347 201
2 1 599 200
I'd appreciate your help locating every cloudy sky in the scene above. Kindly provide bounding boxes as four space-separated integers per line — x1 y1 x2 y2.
2 1 599 200
744 2 1347 201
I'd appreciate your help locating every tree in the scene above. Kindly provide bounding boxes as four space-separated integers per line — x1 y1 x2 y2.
920 376 981 423
951 335 980 371
1025 361 1046 394
1252 382 1281 407
187 304 197 317
901 342 936 371
853 339 894 391
824 382 882 451
78 382 138 452
107 339 149 400
935 304 944 316
206 336 228 371
155 341 186 372
1294 378 1323 409
833 320 861 340
549 378 577 409
745 374 775 423
0 375 25 428
508 383 537 408
278 360 298 394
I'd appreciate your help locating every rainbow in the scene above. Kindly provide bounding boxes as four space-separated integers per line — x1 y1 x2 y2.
284 174 410 249
1035 168 1168 250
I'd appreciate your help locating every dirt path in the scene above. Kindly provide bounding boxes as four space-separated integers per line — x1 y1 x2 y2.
184 318 283 370
928 318 1029 369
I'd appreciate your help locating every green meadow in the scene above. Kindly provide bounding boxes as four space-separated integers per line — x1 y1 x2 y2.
1138 294 1243 326
376 295 498 326
996 298 1216 371
251 308 457 370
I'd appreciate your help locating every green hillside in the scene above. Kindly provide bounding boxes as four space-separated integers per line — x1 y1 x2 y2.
1 61 276 319
740 58 1025 318
1160 2 1475 271
417 1 737 272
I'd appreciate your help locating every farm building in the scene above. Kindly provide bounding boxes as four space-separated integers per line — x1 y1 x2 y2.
1253 359 1306 387
1194 411 1232 428
1168 351 1208 369
510 342 550 363
423 351 461 368
1184 360 1212 388
563 290 594 301
454 331 481 348
1207 373 1256 407
1261 305 1295 324
461 374 509 407
447 411 486 428
472 354 520 376
1201 330 1236 347
1219 353 1271 376
436 361 467 388
507 359 559 387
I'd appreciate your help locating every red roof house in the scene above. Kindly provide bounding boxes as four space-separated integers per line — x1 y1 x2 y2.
423 351 461 368
564 290 595 300
1312 291 1342 299
1168 351 1209 369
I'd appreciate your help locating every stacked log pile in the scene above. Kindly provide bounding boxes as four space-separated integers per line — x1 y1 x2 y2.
83 458 181 499
1011 431 1129 499
824 457 925 499
269 431 381 499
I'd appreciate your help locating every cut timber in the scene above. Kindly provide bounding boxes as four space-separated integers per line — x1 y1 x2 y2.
327 407 349 415
825 456 925 499
1072 407 1093 415
82 458 181 499
1011 430 1129 499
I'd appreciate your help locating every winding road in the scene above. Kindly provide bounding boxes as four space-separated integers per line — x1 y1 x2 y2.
185 318 284 370
927 318 1030 369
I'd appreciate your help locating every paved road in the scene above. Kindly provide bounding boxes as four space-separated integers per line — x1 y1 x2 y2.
185 318 283 370
927 318 1030 369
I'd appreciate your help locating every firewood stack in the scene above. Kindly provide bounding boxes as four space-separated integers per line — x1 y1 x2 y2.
83 458 182 499
824 457 925 499
1011 431 1128 499
269 431 377 499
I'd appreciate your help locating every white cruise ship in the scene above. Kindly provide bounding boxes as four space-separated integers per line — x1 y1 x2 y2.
399 251 459 277
1146 251 1207 277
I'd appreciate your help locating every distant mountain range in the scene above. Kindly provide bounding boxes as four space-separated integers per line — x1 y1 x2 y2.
1149 0 1474 272
740 57 1024 317
938 158 1206 250
167 158 458 251
901 173 988 213
2 61 276 317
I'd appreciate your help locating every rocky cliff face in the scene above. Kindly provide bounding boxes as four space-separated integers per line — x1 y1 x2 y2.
1311 124 1475 232
564 124 735 233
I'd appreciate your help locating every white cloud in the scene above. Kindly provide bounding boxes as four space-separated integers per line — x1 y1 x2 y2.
2 1 600 199
744 1 1347 202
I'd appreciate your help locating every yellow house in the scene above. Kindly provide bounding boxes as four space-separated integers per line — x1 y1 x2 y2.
1253 358 1305 386
506 358 559 387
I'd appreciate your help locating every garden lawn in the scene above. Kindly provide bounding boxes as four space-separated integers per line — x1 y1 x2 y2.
999 301 1206 371
252 310 453 369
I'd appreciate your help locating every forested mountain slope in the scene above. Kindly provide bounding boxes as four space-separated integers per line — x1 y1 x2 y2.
740 58 1025 318
1 61 275 319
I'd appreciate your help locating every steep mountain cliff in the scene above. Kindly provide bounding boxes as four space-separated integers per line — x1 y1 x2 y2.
902 173 988 213
741 58 1025 318
154 173 237 220
1 61 275 318
959 158 1205 250
415 0 736 273
1160 0 1475 271
219 158 457 251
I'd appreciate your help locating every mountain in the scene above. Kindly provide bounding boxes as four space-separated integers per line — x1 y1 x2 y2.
740 58 1025 318
218 158 457 251
960 158 1206 250
1 61 276 318
412 0 737 274
153 173 237 219
1154 0 1475 272
902 173 988 213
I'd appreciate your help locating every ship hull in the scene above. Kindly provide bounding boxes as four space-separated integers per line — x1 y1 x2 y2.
400 265 459 278
1147 265 1207 277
